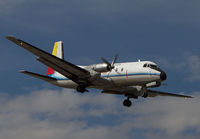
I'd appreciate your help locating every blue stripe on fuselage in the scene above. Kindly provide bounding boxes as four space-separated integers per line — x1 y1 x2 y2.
49 72 160 80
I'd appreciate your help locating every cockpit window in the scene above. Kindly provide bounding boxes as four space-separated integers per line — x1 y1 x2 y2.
143 64 148 67
143 63 157 68
149 64 157 68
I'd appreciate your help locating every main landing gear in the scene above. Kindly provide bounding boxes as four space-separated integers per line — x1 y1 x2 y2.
123 97 132 107
76 85 86 93
76 85 89 93
142 92 148 98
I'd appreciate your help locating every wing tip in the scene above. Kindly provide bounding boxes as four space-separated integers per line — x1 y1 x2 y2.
19 70 27 74
5 36 16 40
6 36 21 45
185 96 193 99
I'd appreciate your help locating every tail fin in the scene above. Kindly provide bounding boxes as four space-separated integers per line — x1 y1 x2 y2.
46 41 64 76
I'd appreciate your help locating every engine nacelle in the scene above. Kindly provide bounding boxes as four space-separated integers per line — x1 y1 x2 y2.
146 81 161 88
92 63 110 72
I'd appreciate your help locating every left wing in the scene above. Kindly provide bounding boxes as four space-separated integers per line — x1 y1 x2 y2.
6 36 91 84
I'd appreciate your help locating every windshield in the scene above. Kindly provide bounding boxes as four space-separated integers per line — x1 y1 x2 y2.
143 63 163 72
143 63 148 67
143 63 157 68
149 64 157 68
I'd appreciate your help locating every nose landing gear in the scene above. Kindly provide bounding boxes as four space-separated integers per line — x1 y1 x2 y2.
123 97 132 107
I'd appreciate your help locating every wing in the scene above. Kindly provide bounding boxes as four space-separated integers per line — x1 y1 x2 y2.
102 86 139 98
102 87 193 99
6 36 91 84
147 90 193 98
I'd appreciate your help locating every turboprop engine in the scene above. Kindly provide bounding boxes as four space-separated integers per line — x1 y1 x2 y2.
92 54 118 73
92 63 110 72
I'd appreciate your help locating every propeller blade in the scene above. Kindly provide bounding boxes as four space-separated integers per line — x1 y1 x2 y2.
101 57 111 65
101 54 119 71
111 54 118 67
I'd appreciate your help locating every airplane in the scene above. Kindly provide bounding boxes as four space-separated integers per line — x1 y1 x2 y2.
6 36 192 107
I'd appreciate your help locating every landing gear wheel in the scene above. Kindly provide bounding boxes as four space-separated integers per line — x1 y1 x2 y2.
76 85 86 93
123 98 132 107
142 92 148 98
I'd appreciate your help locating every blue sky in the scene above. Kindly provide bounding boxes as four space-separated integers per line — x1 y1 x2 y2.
1 0 200 138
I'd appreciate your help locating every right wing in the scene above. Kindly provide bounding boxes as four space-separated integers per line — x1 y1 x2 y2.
6 36 91 84
146 90 193 98
102 87 193 99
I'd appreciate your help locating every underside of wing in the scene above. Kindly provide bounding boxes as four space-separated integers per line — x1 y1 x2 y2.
102 87 193 99
147 89 193 98
6 36 91 84
102 86 139 98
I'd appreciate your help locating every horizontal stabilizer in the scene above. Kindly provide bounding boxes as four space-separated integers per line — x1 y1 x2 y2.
19 70 57 82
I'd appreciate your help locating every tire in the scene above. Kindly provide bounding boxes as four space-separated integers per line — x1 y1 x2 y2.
76 85 85 93
123 99 132 107
142 92 148 98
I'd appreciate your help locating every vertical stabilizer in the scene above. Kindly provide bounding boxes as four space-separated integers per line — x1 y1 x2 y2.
52 41 64 59
46 41 64 76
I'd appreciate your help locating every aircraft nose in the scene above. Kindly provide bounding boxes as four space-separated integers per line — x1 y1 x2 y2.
160 71 167 80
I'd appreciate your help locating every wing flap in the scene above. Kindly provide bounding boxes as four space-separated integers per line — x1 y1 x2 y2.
147 90 193 98
20 70 57 82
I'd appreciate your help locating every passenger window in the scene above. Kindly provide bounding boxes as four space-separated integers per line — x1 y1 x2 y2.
121 68 124 71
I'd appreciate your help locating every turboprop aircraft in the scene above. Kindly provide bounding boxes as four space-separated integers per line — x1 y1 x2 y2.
6 36 192 107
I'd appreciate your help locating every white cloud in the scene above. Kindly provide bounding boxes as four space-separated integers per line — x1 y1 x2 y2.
156 57 186 70
157 54 200 82
186 55 200 81
0 89 199 139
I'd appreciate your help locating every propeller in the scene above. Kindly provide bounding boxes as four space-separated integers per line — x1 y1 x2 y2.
101 54 118 71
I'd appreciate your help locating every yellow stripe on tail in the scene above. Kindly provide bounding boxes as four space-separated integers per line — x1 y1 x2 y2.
52 42 58 56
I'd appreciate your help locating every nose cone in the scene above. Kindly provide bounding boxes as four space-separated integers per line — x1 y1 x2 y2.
160 71 167 80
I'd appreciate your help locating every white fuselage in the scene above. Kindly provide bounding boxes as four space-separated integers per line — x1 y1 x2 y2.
49 61 161 89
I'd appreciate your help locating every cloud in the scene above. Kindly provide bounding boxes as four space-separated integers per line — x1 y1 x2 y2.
157 54 200 82
0 89 199 139
186 55 200 81
156 57 186 70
